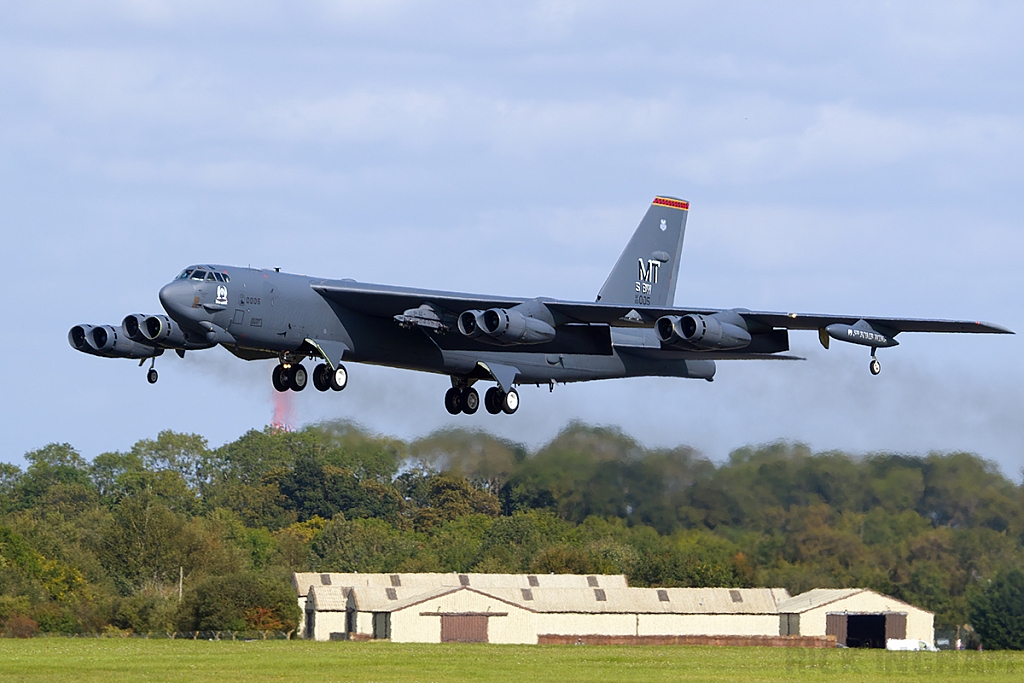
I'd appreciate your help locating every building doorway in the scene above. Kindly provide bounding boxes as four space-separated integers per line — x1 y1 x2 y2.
440 615 488 643
827 612 907 648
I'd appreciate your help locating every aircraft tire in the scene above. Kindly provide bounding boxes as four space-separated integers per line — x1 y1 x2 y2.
313 364 330 391
501 389 520 415
444 388 462 415
272 364 289 392
147 368 159 384
460 387 480 415
484 387 502 414
330 365 348 391
869 358 881 376
288 364 308 392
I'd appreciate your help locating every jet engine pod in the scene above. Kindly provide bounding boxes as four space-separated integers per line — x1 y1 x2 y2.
457 310 487 338
480 307 556 345
68 324 98 354
78 324 161 358
142 314 188 347
121 314 150 342
656 313 751 350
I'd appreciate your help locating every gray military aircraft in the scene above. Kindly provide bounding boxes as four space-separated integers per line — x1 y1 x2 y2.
69 196 1011 415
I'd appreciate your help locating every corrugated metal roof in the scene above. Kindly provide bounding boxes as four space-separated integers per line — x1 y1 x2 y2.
292 572 629 595
777 588 931 615
472 587 788 614
310 585 791 615
776 589 865 614
307 585 350 611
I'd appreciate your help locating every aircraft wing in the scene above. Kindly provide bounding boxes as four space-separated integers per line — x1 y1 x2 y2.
312 282 1012 335
312 281 521 316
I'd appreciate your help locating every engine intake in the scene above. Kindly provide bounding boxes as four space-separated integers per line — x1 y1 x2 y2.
655 312 751 350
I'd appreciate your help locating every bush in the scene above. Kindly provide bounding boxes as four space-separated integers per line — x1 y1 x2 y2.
4 614 38 638
177 572 297 632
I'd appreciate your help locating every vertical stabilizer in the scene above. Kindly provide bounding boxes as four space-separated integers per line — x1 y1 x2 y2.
597 196 689 307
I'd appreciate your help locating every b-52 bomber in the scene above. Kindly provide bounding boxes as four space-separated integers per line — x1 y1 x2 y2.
69 196 1011 416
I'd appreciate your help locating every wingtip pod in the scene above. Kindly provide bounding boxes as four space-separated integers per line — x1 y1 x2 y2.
977 321 1015 334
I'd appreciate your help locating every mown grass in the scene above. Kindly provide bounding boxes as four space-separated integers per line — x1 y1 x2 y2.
0 640 1021 683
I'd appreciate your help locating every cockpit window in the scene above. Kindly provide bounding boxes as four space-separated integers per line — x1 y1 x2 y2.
213 272 224 282
206 272 217 281
222 272 230 282
179 268 194 280
191 270 207 280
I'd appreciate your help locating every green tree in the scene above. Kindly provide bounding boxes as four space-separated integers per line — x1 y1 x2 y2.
969 568 1024 649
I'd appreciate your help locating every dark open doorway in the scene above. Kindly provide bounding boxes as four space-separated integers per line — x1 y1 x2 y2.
846 614 886 648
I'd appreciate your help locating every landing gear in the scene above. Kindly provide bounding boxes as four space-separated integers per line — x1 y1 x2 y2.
147 368 159 384
311 363 348 392
329 364 347 391
485 387 502 415
313 364 330 392
485 387 519 415
273 363 308 391
445 388 462 414
287 364 307 391
461 387 480 414
272 364 289 392
869 357 881 376
445 386 481 414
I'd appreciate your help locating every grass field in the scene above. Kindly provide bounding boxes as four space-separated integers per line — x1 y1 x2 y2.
0 640 1021 683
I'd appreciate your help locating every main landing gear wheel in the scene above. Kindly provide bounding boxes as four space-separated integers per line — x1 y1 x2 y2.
286 364 307 392
313 364 330 392
147 368 159 384
869 358 881 376
445 388 462 415
485 387 502 415
329 364 348 392
460 387 480 415
272 364 289 392
501 388 519 415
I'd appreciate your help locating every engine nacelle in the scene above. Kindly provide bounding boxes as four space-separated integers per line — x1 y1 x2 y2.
457 310 487 338
656 313 751 350
121 314 150 343
69 324 162 359
480 307 556 345
141 314 188 347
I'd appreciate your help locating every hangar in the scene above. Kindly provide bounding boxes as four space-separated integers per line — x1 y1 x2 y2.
292 573 933 647
777 588 932 648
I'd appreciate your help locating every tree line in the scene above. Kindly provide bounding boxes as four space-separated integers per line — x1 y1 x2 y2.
0 421 1022 647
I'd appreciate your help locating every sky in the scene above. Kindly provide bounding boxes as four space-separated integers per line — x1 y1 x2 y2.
1 1 1022 476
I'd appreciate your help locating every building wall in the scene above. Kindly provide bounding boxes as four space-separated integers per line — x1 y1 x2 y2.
638 614 780 637
535 613 637 637
391 590 537 644
798 594 934 646
296 596 307 638
309 610 348 642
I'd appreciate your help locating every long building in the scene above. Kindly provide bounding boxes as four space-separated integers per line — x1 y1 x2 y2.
292 573 933 647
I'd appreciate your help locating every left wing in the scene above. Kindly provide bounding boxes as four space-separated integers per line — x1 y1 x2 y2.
312 281 1012 337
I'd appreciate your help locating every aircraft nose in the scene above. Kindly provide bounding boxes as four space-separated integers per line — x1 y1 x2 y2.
159 279 194 316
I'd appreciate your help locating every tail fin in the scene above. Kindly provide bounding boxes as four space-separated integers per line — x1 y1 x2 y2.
597 196 689 307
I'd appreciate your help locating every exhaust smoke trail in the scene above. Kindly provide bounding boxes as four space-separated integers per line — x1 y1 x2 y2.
271 388 294 432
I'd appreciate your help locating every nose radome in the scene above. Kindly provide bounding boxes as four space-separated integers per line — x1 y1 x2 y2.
159 280 194 316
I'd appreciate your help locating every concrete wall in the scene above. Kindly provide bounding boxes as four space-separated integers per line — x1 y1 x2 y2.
798 593 934 646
